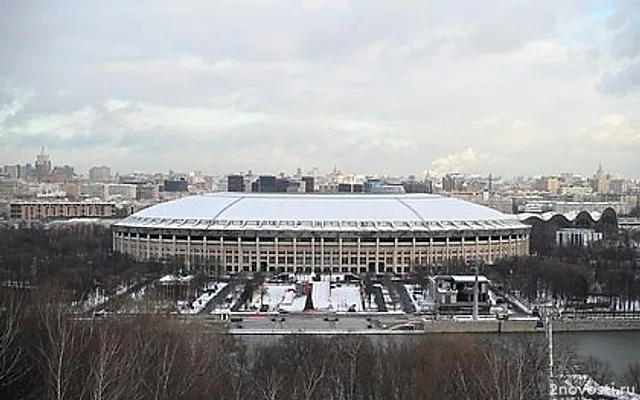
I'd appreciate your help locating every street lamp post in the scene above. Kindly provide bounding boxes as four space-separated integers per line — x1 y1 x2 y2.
545 307 559 399
470 257 482 321
548 312 554 398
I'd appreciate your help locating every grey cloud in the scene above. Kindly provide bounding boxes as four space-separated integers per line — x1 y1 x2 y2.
456 2 559 56
612 25 640 58
5 131 112 150
2 0 640 176
597 61 640 95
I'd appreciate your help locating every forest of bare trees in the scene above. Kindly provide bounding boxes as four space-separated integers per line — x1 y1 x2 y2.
2 226 640 398
1 296 640 400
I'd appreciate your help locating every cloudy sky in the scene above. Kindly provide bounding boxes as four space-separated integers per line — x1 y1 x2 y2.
1 0 639 178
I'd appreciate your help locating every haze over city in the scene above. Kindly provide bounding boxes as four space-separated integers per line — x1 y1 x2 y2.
1 0 639 177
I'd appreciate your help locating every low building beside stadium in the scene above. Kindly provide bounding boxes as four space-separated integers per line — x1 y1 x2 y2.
112 193 530 274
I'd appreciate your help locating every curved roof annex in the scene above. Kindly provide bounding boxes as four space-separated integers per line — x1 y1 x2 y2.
116 193 528 232
515 209 617 223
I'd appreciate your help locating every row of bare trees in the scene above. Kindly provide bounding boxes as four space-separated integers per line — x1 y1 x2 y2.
3 288 640 399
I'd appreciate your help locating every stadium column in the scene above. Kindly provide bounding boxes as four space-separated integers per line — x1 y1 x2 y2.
220 235 225 272
172 234 177 259
203 235 207 264
356 237 361 272
186 235 191 269
311 237 316 270
135 233 140 259
375 237 380 274
509 233 514 256
274 237 279 273
445 236 450 261
237 237 242 272
320 237 325 270
158 234 163 259
429 237 433 265
487 232 493 263
412 237 416 273
293 237 297 271
255 237 260 273
339 237 344 271
393 237 398 272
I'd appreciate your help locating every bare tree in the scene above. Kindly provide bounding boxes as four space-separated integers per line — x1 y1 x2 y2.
251 345 285 400
88 320 139 400
134 323 179 400
622 362 640 392
472 337 548 400
0 294 27 388
36 302 89 400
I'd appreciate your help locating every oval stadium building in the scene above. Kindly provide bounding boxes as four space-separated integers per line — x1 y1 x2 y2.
113 193 530 274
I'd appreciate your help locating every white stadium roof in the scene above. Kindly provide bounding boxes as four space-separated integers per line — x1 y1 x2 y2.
116 193 528 232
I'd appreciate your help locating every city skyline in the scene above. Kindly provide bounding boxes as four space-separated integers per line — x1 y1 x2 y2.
1 1 639 176
3 147 640 181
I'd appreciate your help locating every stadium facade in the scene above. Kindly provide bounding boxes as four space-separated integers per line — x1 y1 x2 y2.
113 193 530 274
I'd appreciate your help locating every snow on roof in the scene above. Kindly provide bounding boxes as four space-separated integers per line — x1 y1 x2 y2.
448 275 490 283
159 274 195 283
116 192 527 232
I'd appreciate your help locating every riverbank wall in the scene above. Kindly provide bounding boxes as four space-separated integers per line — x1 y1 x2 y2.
421 318 640 334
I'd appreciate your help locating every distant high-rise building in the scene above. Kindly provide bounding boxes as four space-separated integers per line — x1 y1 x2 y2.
227 175 246 192
301 176 315 193
364 179 382 193
52 165 75 181
535 176 560 194
108 184 138 200
610 179 628 195
251 175 277 193
275 178 290 193
137 184 160 200
337 183 364 193
81 183 109 200
35 147 52 182
442 173 464 192
164 179 189 192
3 165 21 180
402 180 432 194
89 166 112 182
286 181 302 193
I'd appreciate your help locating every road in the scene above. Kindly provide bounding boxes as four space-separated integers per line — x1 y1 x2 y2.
227 313 376 332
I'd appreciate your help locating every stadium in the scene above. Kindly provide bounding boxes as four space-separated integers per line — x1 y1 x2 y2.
112 193 530 274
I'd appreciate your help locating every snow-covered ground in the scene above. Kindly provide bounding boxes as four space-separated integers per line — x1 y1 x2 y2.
329 284 362 312
251 283 295 312
243 283 307 313
181 282 228 314
312 280 331 310
159 274 195 284
279 292 307 313
73 281 140 313
240 276 364 313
